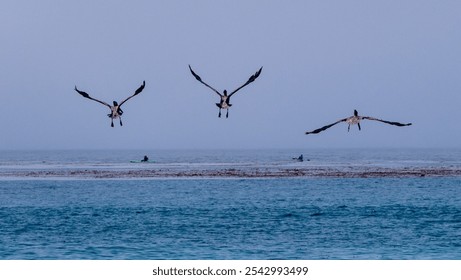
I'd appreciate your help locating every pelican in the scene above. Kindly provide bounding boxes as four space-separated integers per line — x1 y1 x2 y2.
305 110 412 134
74 81 145 127
189 65 262 118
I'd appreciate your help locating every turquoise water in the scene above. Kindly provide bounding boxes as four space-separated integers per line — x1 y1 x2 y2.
0 149 460 259
1 177 460 259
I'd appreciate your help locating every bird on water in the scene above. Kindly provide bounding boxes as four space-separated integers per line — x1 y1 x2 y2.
74 81 145 127
305 109 412 134
189 65 262 118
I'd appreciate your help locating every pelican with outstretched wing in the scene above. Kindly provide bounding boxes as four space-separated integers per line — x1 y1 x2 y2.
74 81 145 127
305 110 412 134
189 65 262 118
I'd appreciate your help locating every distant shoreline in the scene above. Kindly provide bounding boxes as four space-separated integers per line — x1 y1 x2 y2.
1 166 461 179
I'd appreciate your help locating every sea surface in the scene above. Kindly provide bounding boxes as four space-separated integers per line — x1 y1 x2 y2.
0 149 460 259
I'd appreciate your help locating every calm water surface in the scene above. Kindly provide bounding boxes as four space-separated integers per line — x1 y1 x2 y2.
0 177 460 259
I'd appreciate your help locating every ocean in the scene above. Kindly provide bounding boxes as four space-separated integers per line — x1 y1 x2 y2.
0 149 460 259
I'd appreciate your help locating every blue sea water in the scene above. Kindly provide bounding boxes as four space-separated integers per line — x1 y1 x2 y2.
0 149 460 259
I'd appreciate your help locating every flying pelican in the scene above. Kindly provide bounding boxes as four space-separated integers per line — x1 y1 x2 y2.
74 81 145 127
305 109 412 134
189 65 262 118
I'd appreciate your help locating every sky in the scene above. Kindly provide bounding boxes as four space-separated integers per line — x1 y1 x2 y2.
1 0 460 150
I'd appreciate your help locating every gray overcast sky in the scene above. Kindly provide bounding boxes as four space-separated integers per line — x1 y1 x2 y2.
1 0 460 150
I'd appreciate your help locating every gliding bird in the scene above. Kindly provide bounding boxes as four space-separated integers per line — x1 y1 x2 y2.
305 109 412 135
74 81 145 127
189 65 262 118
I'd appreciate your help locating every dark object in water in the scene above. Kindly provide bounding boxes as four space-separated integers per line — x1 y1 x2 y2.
293 154 304 162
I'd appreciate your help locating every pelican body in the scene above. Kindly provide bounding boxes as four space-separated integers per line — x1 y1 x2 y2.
189 65 262 118
305 109 412 134
74 81 145 127
108 101 123 121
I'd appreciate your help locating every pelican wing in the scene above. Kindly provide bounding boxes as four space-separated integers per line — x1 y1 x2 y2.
189 65 222 97
362 116 412 127
305 118 348 134
119 80 146 106
228 67 263 97
74 86 111 108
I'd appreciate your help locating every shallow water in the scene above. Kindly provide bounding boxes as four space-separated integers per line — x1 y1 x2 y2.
1 177 460 259
1 149 461 178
